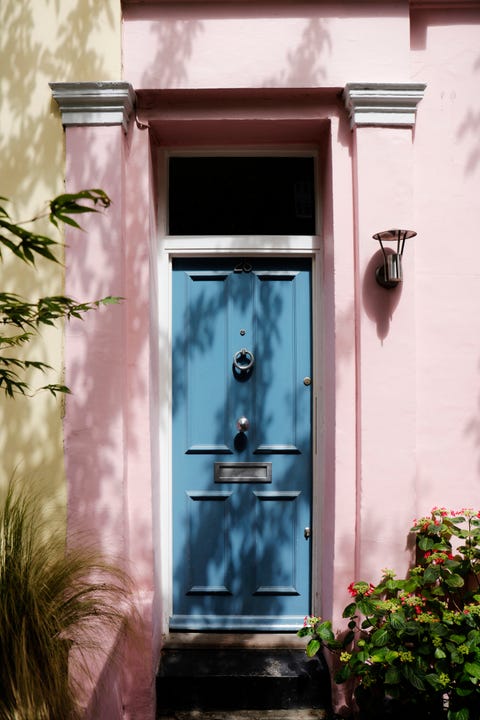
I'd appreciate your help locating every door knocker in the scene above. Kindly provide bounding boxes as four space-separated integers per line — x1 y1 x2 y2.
233 348 255 372
232 348 255 380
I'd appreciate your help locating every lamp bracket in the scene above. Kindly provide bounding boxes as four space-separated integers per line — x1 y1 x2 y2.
375 264 400 290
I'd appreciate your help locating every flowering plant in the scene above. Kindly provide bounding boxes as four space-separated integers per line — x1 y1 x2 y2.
297 614 339 658
299 509 480 719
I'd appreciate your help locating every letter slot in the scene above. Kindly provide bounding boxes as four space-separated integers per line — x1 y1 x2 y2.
214 462 272 484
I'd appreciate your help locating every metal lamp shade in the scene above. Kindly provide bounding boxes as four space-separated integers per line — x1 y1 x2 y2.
373 229 416 289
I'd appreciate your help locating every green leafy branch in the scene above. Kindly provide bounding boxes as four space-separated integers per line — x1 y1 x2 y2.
0 190 119 397
49 189 111 229
0 189 110 265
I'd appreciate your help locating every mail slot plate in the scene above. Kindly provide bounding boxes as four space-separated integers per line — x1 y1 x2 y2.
214 462 272 483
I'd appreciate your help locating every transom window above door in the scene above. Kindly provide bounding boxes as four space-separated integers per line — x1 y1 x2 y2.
168 156 316 236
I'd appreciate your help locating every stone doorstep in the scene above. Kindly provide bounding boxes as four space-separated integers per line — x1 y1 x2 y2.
157 648 322 677
156 649 330 714
157 645 333 718
161 711 327 720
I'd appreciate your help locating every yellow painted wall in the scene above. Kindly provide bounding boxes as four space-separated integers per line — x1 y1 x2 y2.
0 0 121 518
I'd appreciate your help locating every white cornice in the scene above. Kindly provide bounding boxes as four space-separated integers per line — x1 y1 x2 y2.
343 82 426 129
50 81 136 133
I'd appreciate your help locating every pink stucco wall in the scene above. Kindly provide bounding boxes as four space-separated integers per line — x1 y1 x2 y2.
65 124 157 718
61 2 480 717
412 9 480 510
123 2 410 90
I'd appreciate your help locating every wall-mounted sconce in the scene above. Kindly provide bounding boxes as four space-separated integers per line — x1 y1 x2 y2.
373 229 417 289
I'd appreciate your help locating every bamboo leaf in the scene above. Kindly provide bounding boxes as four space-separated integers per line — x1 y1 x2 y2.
41 384 72 397
49 189 111 228
0 189 115 396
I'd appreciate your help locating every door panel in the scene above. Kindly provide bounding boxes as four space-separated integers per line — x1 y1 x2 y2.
171 257 312 631
186 491 232 595
179 270 232 454
254 270 302 453
254 491 301 595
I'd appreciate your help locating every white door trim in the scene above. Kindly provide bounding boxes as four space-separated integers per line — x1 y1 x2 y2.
154 148 324 643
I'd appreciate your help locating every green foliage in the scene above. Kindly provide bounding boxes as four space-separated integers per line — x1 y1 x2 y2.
49 189 110 230
299 508 480 718
298 615 339 658
0 480 132 720
0 190 119 397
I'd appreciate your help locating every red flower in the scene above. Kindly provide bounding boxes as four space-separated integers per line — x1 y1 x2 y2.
348 582 358 597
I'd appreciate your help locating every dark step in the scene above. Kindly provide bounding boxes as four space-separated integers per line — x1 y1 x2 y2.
156 649 331 715
159 712 328 720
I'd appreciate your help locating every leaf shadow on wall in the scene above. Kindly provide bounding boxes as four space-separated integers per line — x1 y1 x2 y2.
464 358 480 482
134 4 331 91
262 16 331 87
456 51 480 177
138 11 204 88
0 0 119 520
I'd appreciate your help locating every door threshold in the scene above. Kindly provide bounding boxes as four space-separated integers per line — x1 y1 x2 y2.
163 633 307 650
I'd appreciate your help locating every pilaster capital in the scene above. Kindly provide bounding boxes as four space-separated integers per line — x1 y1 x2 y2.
50 81 136 133
343 82 426 129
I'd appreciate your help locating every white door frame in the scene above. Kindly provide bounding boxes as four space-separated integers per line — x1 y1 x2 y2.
154 147 324 643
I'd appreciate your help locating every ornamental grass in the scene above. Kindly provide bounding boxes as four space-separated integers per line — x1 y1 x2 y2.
0 481 131 720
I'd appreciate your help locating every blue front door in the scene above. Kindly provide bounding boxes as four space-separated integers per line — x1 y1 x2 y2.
171 257 312 631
